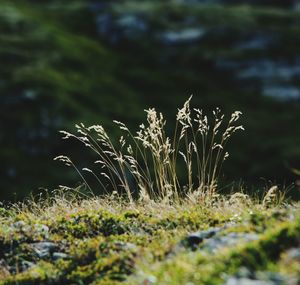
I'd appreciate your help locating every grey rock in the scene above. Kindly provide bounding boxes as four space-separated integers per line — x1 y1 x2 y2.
236 267 254 279
20 260 35 271
94 10 148 42
30 242 58 259
183 227 222 249
12 221 31 233
89 1 109 12
263 84 300 101
203 232 258 253
255 272 285 284
114 241 137 251
95 13 112 36
143 275 157 284
235 35 275 51
284 248 300 262
23 90 37 100
12 221 26 228
0 259 11 275
159 28 206 45
116 14 147 32
34 224 49 239
294 1 300 10
225 277 276 285
237 60 300 81
52 252 69 260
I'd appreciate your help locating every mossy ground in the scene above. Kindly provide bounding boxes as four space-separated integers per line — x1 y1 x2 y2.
0 193 299 285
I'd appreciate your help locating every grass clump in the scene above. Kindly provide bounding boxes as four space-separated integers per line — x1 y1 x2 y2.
1 99 299 285
55 97 244 203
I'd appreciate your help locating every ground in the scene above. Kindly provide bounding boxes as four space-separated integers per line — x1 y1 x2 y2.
0 191 299 285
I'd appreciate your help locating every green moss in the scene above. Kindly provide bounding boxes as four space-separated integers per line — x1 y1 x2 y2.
1 199 299 285
2 261 59 285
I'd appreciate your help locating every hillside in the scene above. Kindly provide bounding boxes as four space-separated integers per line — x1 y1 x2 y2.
0 193 299 284
1 0 300 200
0 1 143 199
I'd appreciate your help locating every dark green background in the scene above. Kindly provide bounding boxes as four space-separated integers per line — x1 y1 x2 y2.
1 0 300 200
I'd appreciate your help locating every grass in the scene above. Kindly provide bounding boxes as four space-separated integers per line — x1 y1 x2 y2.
0 191 299 285
55 97 244 203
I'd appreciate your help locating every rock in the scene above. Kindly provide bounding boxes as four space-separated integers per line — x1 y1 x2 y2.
237 60 300 81
262 84 300 101
225 270 286 285
0 259 11 278
159 28 206 45
12 221 31 233
52 252 69 260
30 242 58 259
235 34 275 51
93 10 148 42
89 1 109 12
23 89 37 100
184 0 221 4
183 227 222 249
20 260 35 271
255 272 285 284
115 14 148 38
114 241 137 251
203 232 258 253
12 221 26 228
283 248 300 262
181 224 259 253
142 275 157 285
225 277 277 285
95 13 112 36
34 224 49 239
294 0 300 10
236 267 254 279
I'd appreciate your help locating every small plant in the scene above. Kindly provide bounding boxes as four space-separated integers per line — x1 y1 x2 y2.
55 96 244 203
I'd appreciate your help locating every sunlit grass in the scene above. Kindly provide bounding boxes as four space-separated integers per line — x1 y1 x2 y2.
55 97 244 203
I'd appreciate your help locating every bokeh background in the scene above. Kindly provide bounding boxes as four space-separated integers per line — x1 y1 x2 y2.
1 0 300 201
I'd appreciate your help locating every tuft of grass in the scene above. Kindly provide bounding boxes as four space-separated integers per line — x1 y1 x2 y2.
55 97 244 203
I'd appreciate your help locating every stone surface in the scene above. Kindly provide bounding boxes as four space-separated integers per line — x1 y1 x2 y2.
225 277 277 285
284 248 300 262
52 252 69 260
20 260 35 272
159 28 206 45
181 224 260 253
202 232 258 253
34 224 50 239
183 227 223 249
262 85 300 101
114 241 137 251
225 268 286 285
30 242 58 259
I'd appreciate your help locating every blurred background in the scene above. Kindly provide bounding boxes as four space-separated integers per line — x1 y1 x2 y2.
1 0 300 201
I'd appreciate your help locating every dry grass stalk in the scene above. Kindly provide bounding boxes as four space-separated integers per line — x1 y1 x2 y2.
54 96 244 203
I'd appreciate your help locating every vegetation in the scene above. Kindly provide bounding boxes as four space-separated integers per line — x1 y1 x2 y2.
55 97 244 202
1 1 299 284
0 191 299 285
0 97 299 284
1 0 300 200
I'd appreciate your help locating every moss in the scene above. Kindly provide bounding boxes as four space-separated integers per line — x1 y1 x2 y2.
2 261 59 285
1 200 299 285
50 211 131 239
126 205 300 285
